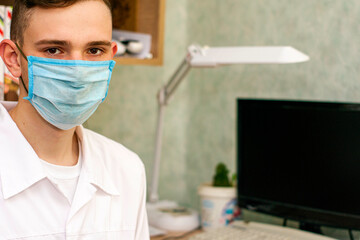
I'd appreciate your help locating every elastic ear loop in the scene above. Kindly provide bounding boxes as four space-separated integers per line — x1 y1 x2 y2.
14 42 29 94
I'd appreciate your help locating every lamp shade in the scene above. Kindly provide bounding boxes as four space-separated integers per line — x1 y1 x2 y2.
188 46 310 67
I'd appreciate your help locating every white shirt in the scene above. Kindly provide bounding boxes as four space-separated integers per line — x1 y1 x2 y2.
40 145 82 204
0 101 149 240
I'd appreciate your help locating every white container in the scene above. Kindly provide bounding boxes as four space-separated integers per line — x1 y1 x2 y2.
198 183 236 230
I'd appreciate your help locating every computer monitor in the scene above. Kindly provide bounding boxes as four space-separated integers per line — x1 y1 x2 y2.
237 99 360 231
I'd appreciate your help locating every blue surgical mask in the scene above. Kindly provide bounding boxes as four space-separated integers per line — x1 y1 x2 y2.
16 43 116 130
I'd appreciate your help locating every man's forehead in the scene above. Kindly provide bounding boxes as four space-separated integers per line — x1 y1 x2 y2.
23 1 112 46
25 1 112 25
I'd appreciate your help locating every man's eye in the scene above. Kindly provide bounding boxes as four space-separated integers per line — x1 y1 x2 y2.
46 48 61 55
88 48 103 55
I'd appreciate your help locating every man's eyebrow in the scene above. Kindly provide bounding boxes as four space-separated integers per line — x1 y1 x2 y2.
86 41 112 47
34 40 112 47
35 40 71 46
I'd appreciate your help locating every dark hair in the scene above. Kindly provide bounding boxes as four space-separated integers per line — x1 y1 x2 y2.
11 0 112 45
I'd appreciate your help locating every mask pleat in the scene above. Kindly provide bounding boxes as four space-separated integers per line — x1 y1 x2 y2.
24 56 115 130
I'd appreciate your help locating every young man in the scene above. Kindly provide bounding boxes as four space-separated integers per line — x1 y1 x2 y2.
0 0 149 239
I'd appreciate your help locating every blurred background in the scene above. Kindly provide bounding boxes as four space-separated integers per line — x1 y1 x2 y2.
84 0 360 238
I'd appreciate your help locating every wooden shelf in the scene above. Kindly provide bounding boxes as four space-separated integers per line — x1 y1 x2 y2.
115 57 163 66
0 0 166 66
0 0 13 5
111 0 166 66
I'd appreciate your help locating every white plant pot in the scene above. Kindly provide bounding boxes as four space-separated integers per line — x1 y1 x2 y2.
198 183 236 230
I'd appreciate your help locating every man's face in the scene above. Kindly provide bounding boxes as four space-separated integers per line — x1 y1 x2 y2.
19 0 116 82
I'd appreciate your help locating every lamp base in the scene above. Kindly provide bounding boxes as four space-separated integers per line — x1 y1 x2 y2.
147 200 200 232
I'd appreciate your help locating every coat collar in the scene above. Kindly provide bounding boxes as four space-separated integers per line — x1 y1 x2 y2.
75 126 121 196
0 102 46 199
0 101 120 200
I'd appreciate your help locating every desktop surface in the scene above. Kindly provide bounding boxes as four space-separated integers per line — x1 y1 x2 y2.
151 221 336 240
151 229 201 240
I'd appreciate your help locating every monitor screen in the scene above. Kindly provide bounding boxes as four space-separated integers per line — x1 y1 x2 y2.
237 99 360 230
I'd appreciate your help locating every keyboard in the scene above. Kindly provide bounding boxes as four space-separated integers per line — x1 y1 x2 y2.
189 221 336 240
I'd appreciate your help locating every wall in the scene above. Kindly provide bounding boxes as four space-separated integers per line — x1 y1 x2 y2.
86 0 360 238
85 0 191 204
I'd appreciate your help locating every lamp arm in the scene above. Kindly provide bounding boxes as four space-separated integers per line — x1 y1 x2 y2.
149 57 191 203
149 101 165 203
163 59 191 104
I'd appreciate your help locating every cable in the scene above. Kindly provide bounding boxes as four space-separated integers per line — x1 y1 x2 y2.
348 229 354 240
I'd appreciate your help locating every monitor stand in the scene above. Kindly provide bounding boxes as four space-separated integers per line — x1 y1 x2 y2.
300 222 323 235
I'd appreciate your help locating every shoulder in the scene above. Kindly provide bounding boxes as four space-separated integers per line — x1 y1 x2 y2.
81 127 145 177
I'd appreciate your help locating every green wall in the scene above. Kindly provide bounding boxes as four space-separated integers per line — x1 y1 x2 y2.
85 0 360 238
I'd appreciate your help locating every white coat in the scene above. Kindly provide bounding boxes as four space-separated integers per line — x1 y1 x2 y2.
0 102 149 239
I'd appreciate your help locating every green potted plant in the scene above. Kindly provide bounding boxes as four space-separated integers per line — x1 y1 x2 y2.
213 162 236 187
198 162 237 230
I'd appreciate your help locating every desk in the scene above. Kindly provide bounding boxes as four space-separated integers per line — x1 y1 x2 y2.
151 229 202 240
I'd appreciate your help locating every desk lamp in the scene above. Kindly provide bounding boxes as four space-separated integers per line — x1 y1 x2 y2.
147 44 309 232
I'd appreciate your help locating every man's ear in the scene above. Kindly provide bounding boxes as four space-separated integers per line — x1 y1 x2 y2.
0 39 22 78
111 41 118 58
